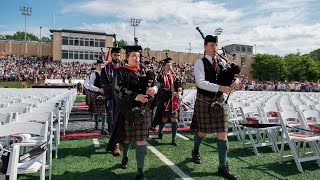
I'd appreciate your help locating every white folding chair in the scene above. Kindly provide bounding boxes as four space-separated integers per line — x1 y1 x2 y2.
17 112 54 180
278 111 320 173
240 106 278 155
0 121 48 180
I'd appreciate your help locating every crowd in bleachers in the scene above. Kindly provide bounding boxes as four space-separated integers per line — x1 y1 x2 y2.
0 55 94 84
1 54 319 91
238 76 320 92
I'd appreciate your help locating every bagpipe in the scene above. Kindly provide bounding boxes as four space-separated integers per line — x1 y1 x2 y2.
196 27 241 104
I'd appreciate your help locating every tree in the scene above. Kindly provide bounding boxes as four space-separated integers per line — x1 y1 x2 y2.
12 31 39 41
283 54 319 81
41 37 52 42
251 54 287 81
116 39 127 47
310 48 320 61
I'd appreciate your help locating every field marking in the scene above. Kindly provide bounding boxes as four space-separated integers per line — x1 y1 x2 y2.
146 142 193 180
92 138 100 147
177 133 190 140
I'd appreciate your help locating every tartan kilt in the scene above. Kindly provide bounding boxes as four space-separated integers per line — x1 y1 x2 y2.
193 93 228 133
90 92 106 115
122 111 151 142
162 111 179 123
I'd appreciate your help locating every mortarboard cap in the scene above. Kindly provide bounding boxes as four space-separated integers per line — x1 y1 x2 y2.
97 59 104 64
144 60 151 65
161 57 173 64
204 35 218 44
123 45 142 54
111 47 121 54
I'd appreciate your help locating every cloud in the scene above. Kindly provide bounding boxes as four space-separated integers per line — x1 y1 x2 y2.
38 0 320 55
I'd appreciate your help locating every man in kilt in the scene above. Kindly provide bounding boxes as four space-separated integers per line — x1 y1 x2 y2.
84 67 96 115
110 45 159 180
84 59 108 135
153 57 183 146
191 35 238 180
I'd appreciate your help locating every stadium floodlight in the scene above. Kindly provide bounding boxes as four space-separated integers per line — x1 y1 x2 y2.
130 18 142 45
20 6 32 41
215 27 223 36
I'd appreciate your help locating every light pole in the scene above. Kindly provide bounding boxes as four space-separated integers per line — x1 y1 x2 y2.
20 6 32 41
130 18 141 45
188 42 192 53
40 26 42 41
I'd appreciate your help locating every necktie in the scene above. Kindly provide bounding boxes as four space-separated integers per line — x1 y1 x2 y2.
212 58 218 72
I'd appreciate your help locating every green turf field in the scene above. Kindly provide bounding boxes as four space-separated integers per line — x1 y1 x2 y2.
0 81 33 88
18 132 320 180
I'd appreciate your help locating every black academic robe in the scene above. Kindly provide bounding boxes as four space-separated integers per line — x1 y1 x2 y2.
106 66 159 150
151 72 184 127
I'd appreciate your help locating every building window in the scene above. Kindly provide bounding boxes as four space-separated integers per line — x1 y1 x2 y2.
95 39 99 47
80 38 84 46
85 38 89 46
100 39 105 47
241 47 246 52
62 36 68 45
84 52 89 60
69 37 74 46
74 38 79 46
247 47 252 53
74 51 79 59
79 51 84 59
236 46 240 52
62 50 68 59
68 51 74 59
90 39 94 47
89 52 94 60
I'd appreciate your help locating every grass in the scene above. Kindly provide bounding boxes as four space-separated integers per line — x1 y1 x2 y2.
75 95 86 103
0 81 33 88
18 133 320 180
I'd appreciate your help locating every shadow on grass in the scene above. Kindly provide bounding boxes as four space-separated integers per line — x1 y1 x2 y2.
21 164 182 180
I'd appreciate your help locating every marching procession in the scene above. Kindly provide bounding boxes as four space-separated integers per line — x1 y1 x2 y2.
83 28 240 180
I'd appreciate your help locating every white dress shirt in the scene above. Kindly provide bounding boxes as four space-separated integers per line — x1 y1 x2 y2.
84 71 101 92
194 54 226 93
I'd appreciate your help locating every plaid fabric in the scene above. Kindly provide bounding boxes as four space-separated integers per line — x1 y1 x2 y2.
162 111 179 123
193 93 228 133
90 92 106 115
122 111 151 142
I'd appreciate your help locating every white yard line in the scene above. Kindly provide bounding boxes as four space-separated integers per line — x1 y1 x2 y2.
146 142 193 180
92 138 100 147
177 133 190 140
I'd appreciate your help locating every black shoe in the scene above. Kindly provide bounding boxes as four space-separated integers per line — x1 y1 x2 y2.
135 168 145 180
158 132 163 139
171 140 178 146
121 156 128 169
192 149 201 164
218 164 237 180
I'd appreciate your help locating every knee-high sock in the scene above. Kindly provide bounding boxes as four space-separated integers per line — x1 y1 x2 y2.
106 109 113 132
122 142 131 158
171 121 178 141
136 144 147 170
94 114 98 126
217 139 228 168
193 133 204 154
158 123 165 135
101 114 106 130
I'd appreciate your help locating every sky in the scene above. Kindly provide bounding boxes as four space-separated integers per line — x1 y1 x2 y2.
0 0 320 55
